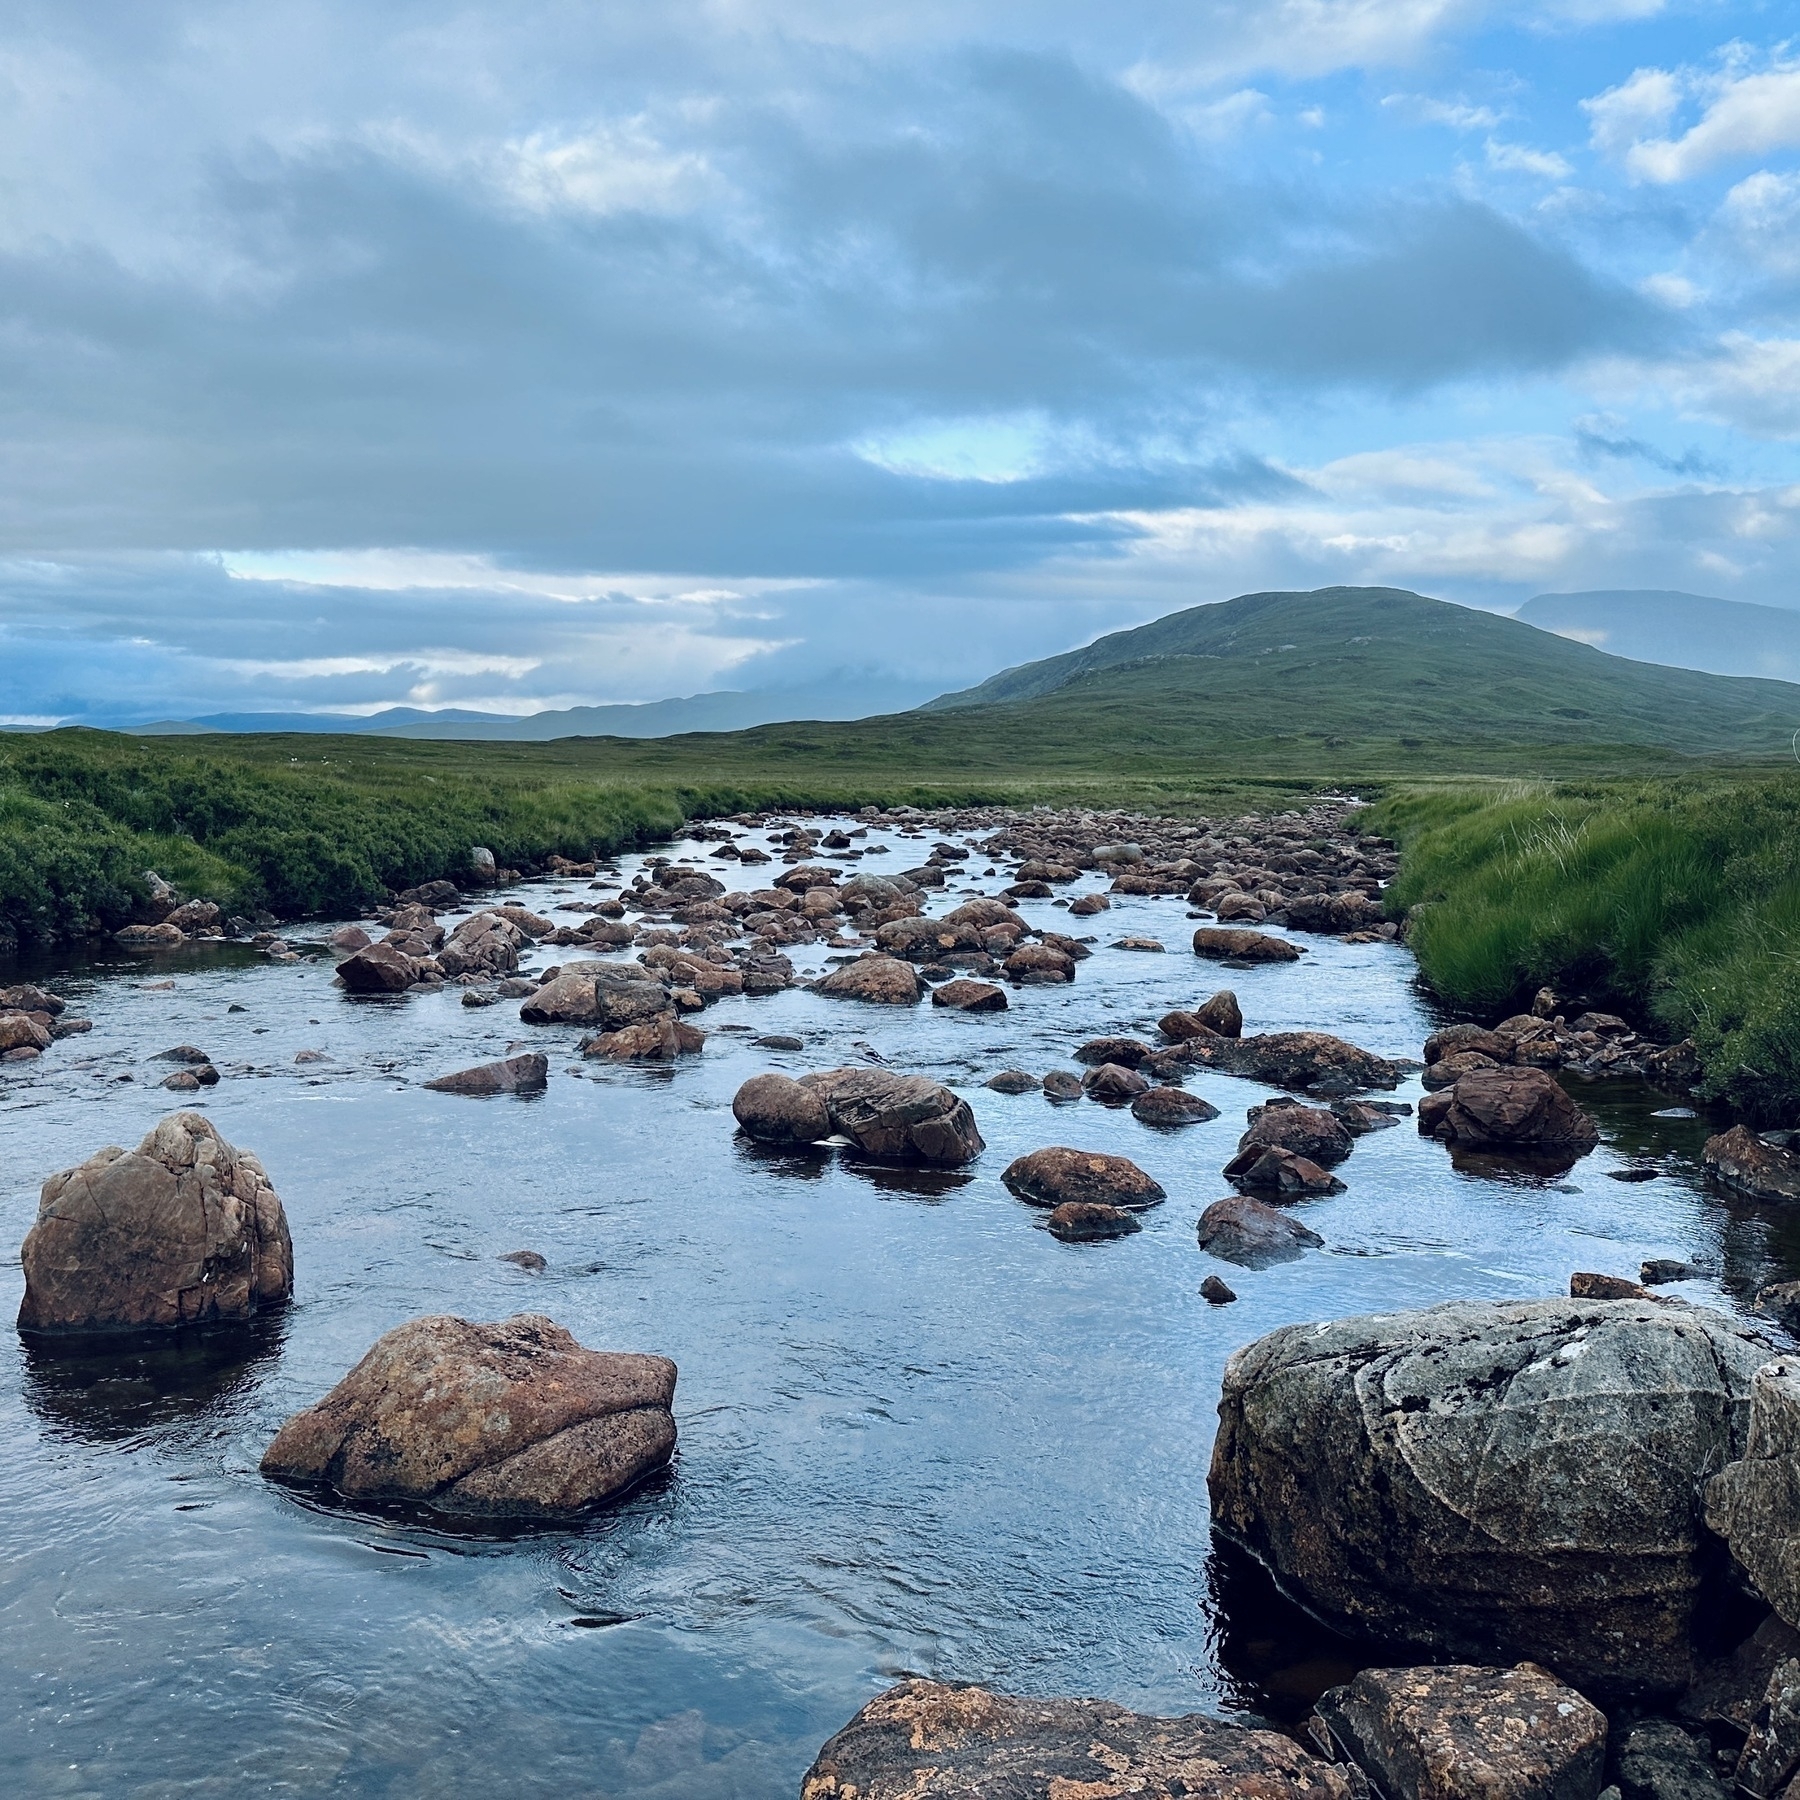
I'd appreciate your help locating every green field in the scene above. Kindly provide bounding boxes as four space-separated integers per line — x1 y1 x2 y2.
7 585 1800 1117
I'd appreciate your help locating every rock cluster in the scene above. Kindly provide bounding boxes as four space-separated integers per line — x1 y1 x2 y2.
19 1113 293 1332
1424 1009 1700 1087
732 1068 983 1166
0 980 86 1068
1418 1065 1600 1158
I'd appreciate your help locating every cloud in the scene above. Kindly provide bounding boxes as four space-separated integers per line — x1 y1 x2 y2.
1485 139 1573 179
1383 94 1503 130
1585 49 1800 182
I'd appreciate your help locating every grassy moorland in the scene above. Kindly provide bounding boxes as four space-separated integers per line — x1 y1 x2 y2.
1370 776 1800 1121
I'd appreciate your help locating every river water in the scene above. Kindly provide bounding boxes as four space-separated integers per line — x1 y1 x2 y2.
0 816 1791 1798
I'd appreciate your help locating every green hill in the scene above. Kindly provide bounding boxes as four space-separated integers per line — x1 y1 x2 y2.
920 585 1800 757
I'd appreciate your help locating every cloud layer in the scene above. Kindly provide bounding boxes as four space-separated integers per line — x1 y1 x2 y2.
1 1 1797 721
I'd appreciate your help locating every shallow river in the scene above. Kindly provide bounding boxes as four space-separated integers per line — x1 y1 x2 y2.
1 816 1793 1798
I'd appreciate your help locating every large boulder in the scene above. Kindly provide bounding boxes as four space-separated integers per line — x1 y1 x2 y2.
1199 1031 1400 1096
1285 892 1385 934
1196 989 1243 1037
335 942 418 992
1002 1147 1165 1210
1193 927 1301 963
1312 1664 1606 1800
1702 1126 1800 1204
0 1012 52 1054
581 1015 704 1060
1706 1355 1800 1630
1003 943 1076 984
799 1679 1353 1800
520 962 670 1027
1082 1062 1150 1104
1209 1298 1770 1698
18 1113 293 1332
1418 1067 1599 1156
436 911 527 979
1198 1195 1324 1266
802 1068 984 1166
260 1313 675 1520
1237 1100 1354 1167
1424 1023 1515 1065
816 956 922 1005
1131 1086 1221 1127
930 978 1007 1012
423 1051 549 1095
1222 1144 1347 1197
733 1073 832 1146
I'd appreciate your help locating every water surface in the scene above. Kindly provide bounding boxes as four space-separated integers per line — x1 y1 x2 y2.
0 819 1787 1797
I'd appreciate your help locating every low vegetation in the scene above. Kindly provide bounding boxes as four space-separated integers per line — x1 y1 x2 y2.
1372 776 1800 1121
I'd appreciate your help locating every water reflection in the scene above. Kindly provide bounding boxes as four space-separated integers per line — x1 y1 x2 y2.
20 1312 286 1442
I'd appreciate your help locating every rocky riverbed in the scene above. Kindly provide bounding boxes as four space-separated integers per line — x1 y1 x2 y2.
2 801 1798 1798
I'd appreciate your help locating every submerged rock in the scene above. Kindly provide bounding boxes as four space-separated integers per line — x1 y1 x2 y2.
423 1052 549 1095
1046 1201 1142 1242
18 1113 293 1332
799 1679 1354 1800
260 1313 676 1520
1222 1143 1347 1197
1197 1194 1324 1267
1002 1147 1165 1210
1209 1297 1770 1698
1311 1664 1606 1800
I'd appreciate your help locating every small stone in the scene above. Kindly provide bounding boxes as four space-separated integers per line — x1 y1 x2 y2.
501 1250 547 1271
1192 927 1300 963
1643 1258 1701 1286
1131 1086 1221 1127
1110 936 1165 953
161 1070 202 1091
1200 1274 1237 1304
985 1070 1040 1094
1082 1062 1150 1104
1222 1144 1346 1197
753 1034 805 1050
1041 1070 1083 1102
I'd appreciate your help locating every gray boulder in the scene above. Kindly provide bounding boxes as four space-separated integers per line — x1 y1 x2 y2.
1209 1298 1770 1698
423 1052 548 1096
1706 1355 1800 1630
802 1068 984 1166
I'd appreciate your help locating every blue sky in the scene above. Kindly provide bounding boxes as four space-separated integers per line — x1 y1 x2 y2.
1 0 1797 722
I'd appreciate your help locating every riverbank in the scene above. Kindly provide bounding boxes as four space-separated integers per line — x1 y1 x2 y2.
1368 774 1800 1123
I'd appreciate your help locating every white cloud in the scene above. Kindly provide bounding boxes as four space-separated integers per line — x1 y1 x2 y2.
1589 334 1800 438
1585 51 1800 183
1382 94 1502 130
1485 139 1572 178
1718 169 1800 275
1639 271 1699 308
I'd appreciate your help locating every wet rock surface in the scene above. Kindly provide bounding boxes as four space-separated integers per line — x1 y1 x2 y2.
801 1068 984 1166
1198 1194 1325 1266
1210 1298 1771 1698
19 1112 292 1332
261 1312 676 1520
1419 1065 1601 1156
1002 1146 1166 1210
800 1679 1354 1800
423 1051 550 1095
1312 1663 1607 1800
1703 1126 1800 1203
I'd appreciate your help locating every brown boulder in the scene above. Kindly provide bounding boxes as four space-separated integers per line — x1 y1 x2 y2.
1003 943 1076 983
1239 1101 1354 1167
1285 892 1384 934
1222 1144 1347 1197
0 1012 52 1054
1571 1271 1648 1300
1195 989 1243 1037
18 1113 293 1332
800 1679 1352 1800
1131 1086 1221 1127
581 1015 704 1060
1082 1062 1150 1104
1198 1030 1400 1095
1002 1147 1165 1210
930 978 1007 1012
1041 1070 1084 1101
1703 1125 1800 1203
327 924 372 952
1193 926 1299 962
521 962 671 1027
1198 1195 1325 1266
1074 1036 1156 1068
1424 1022 1514 1065
985 1069 1040 1094
1046 1201 1142 1242
1418 1066 1599 1156
802 1068 985 1166
817 956 922 1004
733 1073 832 1145
116 922 184 947
423 1052 550 1095
336 942 419 993
1067 893 1109 916
1312 1664 1606 1800
260 1312 675 1519
1421 1049 1501 1090
1158 1009 1220 1043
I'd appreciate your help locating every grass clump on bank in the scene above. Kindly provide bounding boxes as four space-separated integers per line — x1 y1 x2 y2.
1371 776 1800 1121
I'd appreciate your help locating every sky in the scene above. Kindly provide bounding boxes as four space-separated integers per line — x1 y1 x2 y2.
1 0 1798 724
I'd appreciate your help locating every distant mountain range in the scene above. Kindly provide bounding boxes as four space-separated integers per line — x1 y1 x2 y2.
127 674 938 740
1517 590 1800 681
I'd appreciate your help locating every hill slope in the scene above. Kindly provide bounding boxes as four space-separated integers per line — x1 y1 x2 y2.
918 585 1800 756
1517 589 1800 682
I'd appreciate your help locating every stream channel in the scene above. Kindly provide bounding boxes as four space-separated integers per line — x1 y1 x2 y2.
1 813 1794 1798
